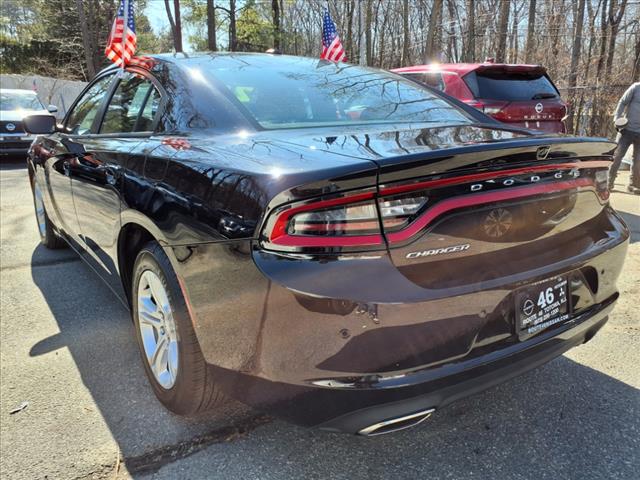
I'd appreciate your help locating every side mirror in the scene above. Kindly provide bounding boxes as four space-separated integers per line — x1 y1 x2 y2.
23 115 57 135
47 104 58 113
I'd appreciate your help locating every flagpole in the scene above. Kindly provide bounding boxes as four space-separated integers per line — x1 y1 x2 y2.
121 0 129 75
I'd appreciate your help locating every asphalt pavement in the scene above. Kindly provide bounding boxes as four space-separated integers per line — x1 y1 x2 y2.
0 158 638 480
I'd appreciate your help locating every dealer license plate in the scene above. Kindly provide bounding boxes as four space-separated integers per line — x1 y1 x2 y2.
515 275 570 339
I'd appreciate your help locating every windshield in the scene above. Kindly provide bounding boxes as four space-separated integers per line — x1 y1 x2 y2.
0 91 45 111
464 71 559 101
204 58 472 130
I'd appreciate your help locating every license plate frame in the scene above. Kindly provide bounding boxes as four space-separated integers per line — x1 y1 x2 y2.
515 275 571 340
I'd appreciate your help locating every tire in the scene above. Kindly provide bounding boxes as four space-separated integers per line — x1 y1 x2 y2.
31 179 66 249
131 241 224 415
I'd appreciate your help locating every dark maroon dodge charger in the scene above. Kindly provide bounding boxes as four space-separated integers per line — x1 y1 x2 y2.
23 53 628 435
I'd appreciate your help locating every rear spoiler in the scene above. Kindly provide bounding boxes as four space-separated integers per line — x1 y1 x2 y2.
474 64 547 76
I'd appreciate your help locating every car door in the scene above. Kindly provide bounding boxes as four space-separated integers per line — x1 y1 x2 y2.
70 70 164 300
38 74 116 248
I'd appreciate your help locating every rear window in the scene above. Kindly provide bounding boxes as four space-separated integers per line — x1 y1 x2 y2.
464 71 559 101
202 59 471 130
0 92 44 111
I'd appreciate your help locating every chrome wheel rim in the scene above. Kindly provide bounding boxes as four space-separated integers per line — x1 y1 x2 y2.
137 270 179 389
34 185 46 238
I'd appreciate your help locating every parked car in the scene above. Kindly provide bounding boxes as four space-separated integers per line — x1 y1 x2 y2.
24 53 628 435
0 89 57 157
393 61 568 134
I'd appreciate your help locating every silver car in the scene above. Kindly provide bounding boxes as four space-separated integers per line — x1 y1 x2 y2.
0 89 57 157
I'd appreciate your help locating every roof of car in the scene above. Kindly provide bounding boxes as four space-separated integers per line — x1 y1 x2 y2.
103 52 400 76
108 52 324 71
392 62 547 76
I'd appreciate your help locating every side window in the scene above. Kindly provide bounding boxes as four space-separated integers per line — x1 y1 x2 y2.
100 73 161 134
138 87 162 132
65 75 114 135
423 73 445 91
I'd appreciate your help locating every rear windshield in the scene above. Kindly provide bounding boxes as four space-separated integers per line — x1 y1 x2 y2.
464 71 559 101
203 58 471 130
0 91 44 111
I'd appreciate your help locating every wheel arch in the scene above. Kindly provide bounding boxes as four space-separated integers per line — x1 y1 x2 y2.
118 210 174 307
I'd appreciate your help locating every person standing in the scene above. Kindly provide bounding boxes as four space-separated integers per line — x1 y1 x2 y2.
610 82 640 194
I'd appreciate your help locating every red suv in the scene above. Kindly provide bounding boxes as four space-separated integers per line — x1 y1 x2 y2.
393 62 568 133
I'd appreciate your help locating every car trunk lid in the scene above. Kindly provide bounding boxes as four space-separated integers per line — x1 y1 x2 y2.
374 138 614 290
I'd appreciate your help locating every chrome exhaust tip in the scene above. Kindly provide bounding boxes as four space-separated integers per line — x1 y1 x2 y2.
358 408 435 436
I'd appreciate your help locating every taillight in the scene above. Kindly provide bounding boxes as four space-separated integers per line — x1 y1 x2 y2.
378 193 429 232
262 161 608 253
287 201 380 236
464 100 508 118
263 191 385 250
262 190 429 252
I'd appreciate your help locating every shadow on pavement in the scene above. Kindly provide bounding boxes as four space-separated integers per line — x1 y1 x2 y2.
27 244 257 476
0 157 28 170
26 240 640 479
144 356 640 480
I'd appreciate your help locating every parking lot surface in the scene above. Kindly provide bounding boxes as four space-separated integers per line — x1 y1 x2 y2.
1 159 638 480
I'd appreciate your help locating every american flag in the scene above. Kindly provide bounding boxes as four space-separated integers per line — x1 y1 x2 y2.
105 0 137 67
321 9 346 62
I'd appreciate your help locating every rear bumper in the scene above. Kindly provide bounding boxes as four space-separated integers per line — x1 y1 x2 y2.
319 296 614 434
0 148 30 156
0 138 32 156
500 120 566 134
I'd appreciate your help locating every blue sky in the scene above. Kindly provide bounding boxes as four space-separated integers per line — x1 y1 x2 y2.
144 1 196 51
143 0 236 52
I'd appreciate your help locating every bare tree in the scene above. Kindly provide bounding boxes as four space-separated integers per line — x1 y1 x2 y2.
272 0 281 50
207 0 217 51
163 0 178 51
173 0 183 53
425 0 443 62
401 0 410 65
465 0 476 62
524 0 536 62
229 0 237 51
366 0 373 65
496 0 510 61
76 0 96 77
605 0 628 77
567 0 586 131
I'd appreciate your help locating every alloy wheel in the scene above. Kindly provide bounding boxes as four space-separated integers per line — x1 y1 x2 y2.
137 270 179 389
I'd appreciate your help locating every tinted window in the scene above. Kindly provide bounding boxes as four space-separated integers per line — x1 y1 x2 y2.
464 71 559 101
65 75 114 135
204 60 470 129
0 92 44 111
139 87 162 131
402 72 445 91
100 73 160 133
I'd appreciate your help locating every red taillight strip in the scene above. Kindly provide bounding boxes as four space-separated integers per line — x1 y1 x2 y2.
266 161 608 249
386 177 594 244
269 191 382 247
379 161 610 196
271 232 384 247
